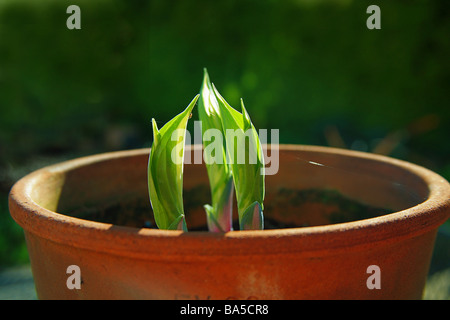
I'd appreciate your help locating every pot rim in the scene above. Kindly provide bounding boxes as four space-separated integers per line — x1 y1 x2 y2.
9 145 450 258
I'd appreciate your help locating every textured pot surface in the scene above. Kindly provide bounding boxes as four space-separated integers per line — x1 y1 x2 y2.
9 145 450 299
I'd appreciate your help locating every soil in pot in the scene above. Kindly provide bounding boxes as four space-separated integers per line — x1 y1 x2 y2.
65 185 393 231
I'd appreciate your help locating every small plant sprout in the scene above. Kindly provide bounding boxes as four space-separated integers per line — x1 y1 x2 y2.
148 95 199 231
198 69 234 232
148 69 265 231
211 83 265 230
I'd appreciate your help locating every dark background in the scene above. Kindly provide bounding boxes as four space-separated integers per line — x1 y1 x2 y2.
0 0 449 291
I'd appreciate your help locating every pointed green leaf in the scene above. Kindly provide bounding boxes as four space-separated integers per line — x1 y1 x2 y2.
212 84 265 230
148 95 199 230
198 69 234 232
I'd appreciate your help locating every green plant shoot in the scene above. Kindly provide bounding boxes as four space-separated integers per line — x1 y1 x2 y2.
212 85 265 230
147 95 199 231
148 70 265 231
198 69 234 232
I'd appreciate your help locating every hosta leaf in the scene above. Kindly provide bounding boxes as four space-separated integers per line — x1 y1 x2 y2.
198 69 234 232
212 85 265 230
148 95 199 231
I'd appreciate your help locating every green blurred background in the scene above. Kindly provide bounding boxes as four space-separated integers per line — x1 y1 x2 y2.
0 0 449 298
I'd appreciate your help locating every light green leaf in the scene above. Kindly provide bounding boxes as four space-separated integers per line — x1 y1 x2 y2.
148 95 199 231
198 69 234 232
212 84 265 230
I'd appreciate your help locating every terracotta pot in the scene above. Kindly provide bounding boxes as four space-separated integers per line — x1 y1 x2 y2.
9 145 450 299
